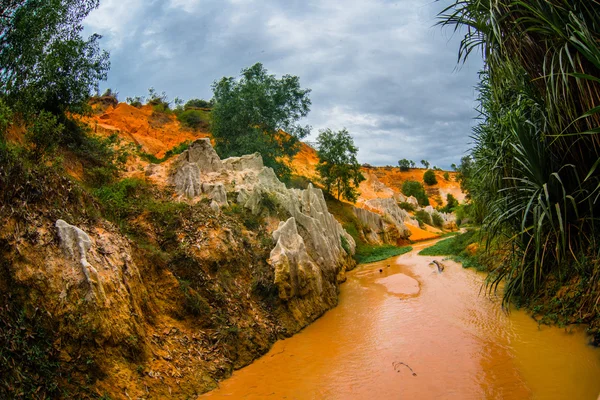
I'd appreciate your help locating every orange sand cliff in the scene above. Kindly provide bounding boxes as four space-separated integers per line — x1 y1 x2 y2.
80 103 209 158
80 102 464 241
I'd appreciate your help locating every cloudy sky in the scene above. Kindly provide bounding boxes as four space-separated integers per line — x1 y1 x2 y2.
84 0 483 169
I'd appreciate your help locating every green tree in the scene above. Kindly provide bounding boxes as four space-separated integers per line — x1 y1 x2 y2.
211 63 311 180
398 158 411 171
409 160 416 168
316 128 365 202
401 180 429 206
442 193 458 213
443 171 450 181
423 169 437 185
0 0 110 115
420 159 430 169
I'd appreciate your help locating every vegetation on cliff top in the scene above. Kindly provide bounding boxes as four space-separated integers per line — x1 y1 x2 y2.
211 63 312 181
316 128 365 202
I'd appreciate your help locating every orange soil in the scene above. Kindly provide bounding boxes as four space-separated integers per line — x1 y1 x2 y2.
80 103 210 157
289 142 319 180
407 224 440 241
362 166 464 208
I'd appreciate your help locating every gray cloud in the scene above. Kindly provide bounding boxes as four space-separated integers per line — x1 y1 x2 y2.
84 0 483 169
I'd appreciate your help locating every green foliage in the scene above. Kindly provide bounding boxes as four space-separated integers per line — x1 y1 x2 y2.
177 109 210 131
0 299 61 399
431 212 444 228
0 99 12 142
70 131 129 188
440 193 459 214
356 245 413 264
340 235 351 254
126 96 145 108
440 0 600 310
138 141 191 164
420 159 430 169
211 63 311 180
423 169 437 185
94 178 148 223
316 128 365 202
415 210 432 227
401 180 429 206
398 158 411 171
398 202 416 212
25 111 64 160
418 230 485 271
443 172 449 181
179 280 212 319
146 87 170 109
0 0 110 115
185 99 213 109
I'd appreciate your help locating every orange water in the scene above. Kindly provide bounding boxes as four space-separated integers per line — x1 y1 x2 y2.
202 241 600 399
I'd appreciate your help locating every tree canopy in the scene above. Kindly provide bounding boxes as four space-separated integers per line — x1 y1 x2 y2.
398 158 412 171
401 180 429 206
0 0 110 115
211 63 311 180
316 128 365 202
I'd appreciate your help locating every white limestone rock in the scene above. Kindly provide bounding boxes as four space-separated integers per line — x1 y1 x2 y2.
223 153 264 172
55 219 106 302
269 218 323 300
364 198 412 238
353 207 406 245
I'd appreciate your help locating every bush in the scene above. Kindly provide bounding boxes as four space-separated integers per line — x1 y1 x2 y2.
126 96 145 108
398 202 416 212
401 180 429 206
431 212 444 228
443 172 450 181
423 169 437 185
177 109 209 130
25 111 64 160
185 99 212 109
415 210 432 227
340 235 351 254
0 100 12 142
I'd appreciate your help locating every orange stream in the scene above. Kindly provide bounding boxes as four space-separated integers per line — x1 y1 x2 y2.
202 241 600 399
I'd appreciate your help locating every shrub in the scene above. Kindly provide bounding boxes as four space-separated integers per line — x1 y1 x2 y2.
423 169 437 185
444 194 459 212
25 111 64 161
401 180 429 206
431 212 444 228
185 99 212 109
398 202 416 212
126 96 145 108
0 100 12 142
177 109 209 130
415 210 432 227
340 235 351 254
443 172 450 181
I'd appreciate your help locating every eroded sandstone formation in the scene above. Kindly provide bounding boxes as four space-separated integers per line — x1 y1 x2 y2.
167 139 356 317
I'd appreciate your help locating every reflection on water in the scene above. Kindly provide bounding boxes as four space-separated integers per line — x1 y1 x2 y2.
202 241 600 399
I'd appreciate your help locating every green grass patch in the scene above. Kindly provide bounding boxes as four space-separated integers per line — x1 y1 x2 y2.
418 230 486 271
356 244 413 264
138 140 191 164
